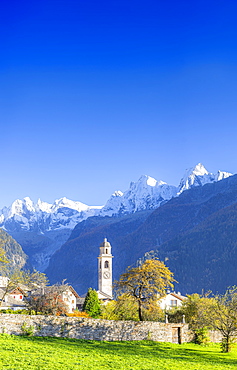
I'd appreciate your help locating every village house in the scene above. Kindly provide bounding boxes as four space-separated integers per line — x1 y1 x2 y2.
0 276 28 310
61 286 79 313
0 286 28 311
0 275 79 313
31 285 80 314
158 291 186 310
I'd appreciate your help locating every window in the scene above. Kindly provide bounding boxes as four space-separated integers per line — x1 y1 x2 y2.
72 300 74 304
170 300 177 307
104 261 109 268
20 295 23 300
106 249 108 254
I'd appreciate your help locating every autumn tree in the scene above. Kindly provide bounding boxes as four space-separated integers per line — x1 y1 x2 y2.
113 259 175 321
83 288 101 318
142 298 165 322
205 287 237 352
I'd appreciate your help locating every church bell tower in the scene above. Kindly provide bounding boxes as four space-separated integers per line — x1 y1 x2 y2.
97 238 113 299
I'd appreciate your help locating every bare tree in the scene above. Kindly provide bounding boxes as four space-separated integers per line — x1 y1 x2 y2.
28 283 69 315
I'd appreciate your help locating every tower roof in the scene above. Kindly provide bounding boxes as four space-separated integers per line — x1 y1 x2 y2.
100 237 111 248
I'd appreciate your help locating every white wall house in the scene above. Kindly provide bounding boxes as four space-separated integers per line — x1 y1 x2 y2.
158 292 186 310
61 286 79 313
8 287 25 301
0 287 27 311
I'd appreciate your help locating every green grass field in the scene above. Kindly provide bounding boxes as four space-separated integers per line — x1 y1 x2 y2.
0 334 236 370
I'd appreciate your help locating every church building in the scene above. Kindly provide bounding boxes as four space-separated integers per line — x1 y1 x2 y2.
97 238 113 300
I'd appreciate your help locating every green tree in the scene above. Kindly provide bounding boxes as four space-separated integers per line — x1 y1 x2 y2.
101 294 139 321
83 288 101 318
176 293 214 344
173 290 237 351
114 259 175 321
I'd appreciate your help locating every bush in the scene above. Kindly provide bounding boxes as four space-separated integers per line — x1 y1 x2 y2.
21 322 35 336
66 311 90 318
0 309 37 315
100 294 139 321
193 327 210 345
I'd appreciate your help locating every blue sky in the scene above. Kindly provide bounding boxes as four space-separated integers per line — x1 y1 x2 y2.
1 0 237 208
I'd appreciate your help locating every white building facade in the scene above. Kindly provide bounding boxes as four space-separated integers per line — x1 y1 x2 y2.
158 292 185 310
61 286 79 313
97 238 113 300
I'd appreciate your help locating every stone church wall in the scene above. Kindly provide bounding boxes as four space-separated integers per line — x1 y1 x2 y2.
0 314 191 342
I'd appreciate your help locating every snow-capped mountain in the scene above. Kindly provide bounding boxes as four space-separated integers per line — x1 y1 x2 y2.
177 163 232 194
0 163 233 232
0 163 233 272
99 175 177 216
0 197 102 233
99 164 233 217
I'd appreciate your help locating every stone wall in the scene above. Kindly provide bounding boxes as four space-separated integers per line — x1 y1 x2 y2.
0 314 191 343
209 330 223 343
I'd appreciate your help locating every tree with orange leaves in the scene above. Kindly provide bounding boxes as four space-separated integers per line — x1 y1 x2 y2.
114 259 175 321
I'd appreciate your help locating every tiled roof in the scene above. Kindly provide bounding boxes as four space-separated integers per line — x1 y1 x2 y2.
169 292 186 301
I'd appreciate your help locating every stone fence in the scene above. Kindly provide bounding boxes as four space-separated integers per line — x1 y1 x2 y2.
0 314 191 343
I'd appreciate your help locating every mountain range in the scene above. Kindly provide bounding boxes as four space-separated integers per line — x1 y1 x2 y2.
0 162 235 295
45 172 237 295
0 163 231 234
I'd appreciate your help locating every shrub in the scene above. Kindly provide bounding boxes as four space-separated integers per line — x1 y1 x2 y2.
21 322 35 336
66 311 90 318
193 327 210 345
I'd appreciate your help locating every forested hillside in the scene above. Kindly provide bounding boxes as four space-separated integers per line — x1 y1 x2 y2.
0 228 28 272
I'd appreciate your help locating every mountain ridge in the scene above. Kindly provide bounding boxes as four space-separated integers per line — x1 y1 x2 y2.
45 174 237 295
0 163 232 233
0 163 233 273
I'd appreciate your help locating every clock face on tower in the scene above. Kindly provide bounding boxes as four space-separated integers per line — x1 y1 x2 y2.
103 271 110 279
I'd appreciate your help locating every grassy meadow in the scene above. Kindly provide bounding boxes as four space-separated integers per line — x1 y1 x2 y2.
0 334 236 370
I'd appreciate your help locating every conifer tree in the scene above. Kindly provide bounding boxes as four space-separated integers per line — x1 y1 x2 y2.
83 288 101 318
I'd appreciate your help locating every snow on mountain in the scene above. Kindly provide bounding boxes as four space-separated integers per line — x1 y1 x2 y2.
215 170 232 182
101 164 233 217
178 163 233 194
100 175 178 216
0 163 233 233
0 197 102 233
